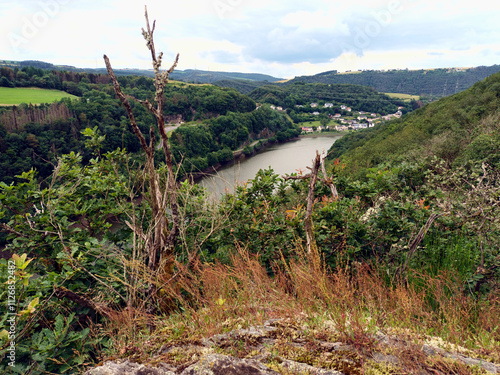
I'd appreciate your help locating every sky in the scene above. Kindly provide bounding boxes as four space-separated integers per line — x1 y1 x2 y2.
1 0 500 79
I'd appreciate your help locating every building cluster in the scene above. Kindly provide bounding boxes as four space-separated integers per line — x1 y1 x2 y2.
266 102 404 134
296 103 404 133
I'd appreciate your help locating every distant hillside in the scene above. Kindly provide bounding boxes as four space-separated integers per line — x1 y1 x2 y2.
328 70 500 175
170 69 281 84
0 59 282 84
247 82 415 115
212 79 269 94
288 65 500 99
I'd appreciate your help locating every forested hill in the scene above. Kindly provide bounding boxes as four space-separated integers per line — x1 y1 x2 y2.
213 79 271 95
170 69 281 84
287 65 500 99
0 65 298 184
0 60 282 84
327 69 500 176
248 82 415 114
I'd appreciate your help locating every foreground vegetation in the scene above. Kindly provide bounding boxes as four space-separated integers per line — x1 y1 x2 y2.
0 10 499 375
0 153 498 373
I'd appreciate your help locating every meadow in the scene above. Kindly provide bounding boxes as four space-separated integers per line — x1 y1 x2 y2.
384 92 420 101
0 87 78 105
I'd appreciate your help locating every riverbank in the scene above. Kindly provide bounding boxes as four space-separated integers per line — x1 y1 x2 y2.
197 134 343 198
299 130 347 137
184 136 286 182
186 133 343 183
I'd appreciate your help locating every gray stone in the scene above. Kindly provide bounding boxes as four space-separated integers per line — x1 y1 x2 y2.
279 358 344 375
84 360 175 375
179 353 279 375
445 353 500 374
84 319 500 375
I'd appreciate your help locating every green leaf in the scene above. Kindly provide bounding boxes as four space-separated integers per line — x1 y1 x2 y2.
12 253 27 269
54 314 65 334
19 297 39 316
0 329 9 343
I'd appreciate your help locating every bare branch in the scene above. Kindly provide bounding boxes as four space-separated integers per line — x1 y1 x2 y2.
304 151 321 255
0 222 27 238
398 213 444 281
103 54 150 155
55 286 114 318
282 174 312 181
321 155 338 199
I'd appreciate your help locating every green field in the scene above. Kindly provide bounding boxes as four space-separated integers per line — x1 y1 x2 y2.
384 92 420 101
0 87 78 105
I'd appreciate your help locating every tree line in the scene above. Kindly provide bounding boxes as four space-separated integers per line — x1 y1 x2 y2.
287 65 500 99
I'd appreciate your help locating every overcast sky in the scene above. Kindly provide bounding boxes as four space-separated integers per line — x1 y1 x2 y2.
1 0 500 79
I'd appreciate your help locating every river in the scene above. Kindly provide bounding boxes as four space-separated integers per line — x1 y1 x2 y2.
199 134 343 198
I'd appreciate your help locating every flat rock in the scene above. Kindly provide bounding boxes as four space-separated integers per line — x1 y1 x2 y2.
84 319 500 375
179 353 279 375
84 360 175 375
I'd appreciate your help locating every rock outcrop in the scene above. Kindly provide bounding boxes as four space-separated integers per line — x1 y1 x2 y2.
85 319 500 375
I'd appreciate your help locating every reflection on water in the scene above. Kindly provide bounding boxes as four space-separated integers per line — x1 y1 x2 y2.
199 135 342 198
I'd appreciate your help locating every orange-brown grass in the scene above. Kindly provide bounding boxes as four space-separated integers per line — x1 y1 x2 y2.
101 245 500 365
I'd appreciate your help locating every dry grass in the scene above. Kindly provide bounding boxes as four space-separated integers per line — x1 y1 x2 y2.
99 245 500 369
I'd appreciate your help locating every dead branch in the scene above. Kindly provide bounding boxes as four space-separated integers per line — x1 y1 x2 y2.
321 155 338 199
283 152 339 200
103 55 150 155
398 213 443 281
104 6 180 272
55 286 114 318
0 222 27 238
282 151 337 260
304 151 321 256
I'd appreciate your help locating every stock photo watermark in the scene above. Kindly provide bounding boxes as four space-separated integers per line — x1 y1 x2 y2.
213 0 243 19
5 260 17 368
8 0 70 51
341 0 417 53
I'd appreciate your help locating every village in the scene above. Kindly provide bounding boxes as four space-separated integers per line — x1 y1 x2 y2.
269 102 404 134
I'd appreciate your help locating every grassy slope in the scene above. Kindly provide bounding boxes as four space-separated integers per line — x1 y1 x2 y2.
328 71 500 175
0 87 78 105
101 249 500 373
384 92 420 101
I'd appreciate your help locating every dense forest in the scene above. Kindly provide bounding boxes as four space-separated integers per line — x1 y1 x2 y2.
1 23 499 373
286 65 500 98
248 82 415 115
0 66 298 183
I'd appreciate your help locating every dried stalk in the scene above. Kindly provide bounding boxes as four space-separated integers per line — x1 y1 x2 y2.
103 6 180 271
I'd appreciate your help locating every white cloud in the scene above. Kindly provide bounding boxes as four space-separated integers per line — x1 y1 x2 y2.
1 0 500 77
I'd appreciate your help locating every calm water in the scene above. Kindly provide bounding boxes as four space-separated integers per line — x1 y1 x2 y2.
199 135 342 198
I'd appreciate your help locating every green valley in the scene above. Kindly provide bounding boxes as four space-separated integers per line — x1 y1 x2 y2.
1 19 499 375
